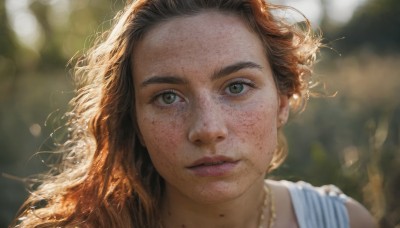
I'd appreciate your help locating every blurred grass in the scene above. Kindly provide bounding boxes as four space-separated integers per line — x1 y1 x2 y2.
1 0 399 227
275 53 400 227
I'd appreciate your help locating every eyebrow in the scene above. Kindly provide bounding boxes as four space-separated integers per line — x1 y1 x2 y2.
140 75 188 87
212 61 263 80
139 61 263 88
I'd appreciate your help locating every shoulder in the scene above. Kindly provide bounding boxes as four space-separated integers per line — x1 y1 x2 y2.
266 179 299 228
270 179 377 228
346 198 378 228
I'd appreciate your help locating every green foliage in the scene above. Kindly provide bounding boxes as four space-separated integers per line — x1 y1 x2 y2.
273 54 400 227
0 0 399 227
326 0 400 54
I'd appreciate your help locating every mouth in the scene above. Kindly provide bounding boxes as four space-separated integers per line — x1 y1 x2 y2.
187 156 239 177
201 161 226 166
187 156 237 168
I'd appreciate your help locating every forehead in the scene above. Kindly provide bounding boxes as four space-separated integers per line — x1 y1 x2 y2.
141 11 255 44
132 11 268 79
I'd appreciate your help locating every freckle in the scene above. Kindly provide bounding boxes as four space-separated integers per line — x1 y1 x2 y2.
168 211 172 216
181 225 186 228
219 214 225 217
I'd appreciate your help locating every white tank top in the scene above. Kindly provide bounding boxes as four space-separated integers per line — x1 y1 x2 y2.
281 180 350 228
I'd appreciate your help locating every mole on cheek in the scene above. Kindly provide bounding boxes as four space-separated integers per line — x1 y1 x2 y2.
219 214 225 218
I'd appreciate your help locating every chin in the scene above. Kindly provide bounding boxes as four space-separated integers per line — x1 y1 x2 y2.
186 180 247 204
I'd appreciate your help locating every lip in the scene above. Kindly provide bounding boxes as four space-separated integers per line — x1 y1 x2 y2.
187 156 239 177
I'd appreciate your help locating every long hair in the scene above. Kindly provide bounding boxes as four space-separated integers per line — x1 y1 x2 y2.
12 0 320 227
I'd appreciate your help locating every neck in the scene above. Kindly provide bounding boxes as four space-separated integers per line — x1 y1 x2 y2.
161 178 267 228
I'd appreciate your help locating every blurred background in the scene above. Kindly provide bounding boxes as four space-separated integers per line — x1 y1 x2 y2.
0 0 399 227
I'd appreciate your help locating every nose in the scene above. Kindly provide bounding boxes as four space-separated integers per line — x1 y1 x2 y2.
188 97 228 146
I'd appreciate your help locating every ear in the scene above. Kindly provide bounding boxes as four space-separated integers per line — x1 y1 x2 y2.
277 94 290 128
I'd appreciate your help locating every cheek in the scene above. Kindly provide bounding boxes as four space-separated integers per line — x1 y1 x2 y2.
229 102 278 160
138 116 184 167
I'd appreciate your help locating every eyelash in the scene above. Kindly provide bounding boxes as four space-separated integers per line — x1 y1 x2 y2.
224 79 256 96
150 79 257 106
151 89 182 106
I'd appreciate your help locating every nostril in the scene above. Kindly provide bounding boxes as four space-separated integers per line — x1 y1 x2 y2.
192 139 203 146
216 135 225 141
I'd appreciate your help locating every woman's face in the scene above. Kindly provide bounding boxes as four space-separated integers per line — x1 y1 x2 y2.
133 11 289 204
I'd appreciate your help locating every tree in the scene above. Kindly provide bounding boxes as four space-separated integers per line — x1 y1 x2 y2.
332 0 400 53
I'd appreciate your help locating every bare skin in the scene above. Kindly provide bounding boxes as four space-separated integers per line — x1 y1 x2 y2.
268 180 377 228
134 11 288 228
268 180 299 228
133 10 376 228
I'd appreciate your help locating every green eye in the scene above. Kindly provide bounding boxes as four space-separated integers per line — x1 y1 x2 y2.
161 93 177 104
228 83 244 94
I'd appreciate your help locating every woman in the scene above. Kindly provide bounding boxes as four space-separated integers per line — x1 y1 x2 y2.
13 0 376 227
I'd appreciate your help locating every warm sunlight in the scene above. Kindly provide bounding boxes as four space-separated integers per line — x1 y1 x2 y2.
6 0 369 50
271 0 368 25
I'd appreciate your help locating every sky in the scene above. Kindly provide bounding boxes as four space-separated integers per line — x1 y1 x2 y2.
275 0 368 25
6 0 369 50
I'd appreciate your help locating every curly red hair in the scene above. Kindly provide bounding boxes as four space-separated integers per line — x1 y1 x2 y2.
12 1 320 227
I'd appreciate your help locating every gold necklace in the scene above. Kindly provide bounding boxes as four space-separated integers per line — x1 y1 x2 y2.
160 182 276 228
258 182 276 228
